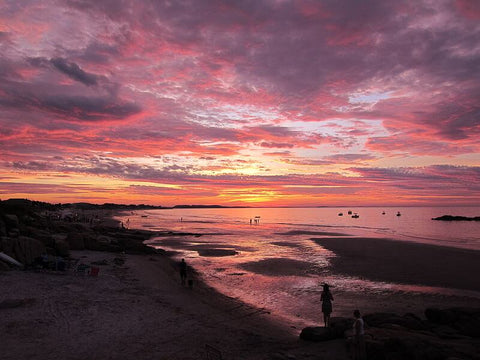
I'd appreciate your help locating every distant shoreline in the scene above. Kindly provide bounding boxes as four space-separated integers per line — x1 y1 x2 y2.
2 198 479 210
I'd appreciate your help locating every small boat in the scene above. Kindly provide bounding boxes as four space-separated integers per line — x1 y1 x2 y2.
382 211 386 215
396 211 401 217
352 213 359 218
347 210 352 215
338 212 343 216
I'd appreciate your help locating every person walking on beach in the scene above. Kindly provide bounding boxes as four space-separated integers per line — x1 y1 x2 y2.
320 283 334 327
353 309 366 360
179 258 187 286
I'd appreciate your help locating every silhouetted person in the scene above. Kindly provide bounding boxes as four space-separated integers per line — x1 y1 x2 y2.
353 309 366 360
320 283 334 327
179 258 187 286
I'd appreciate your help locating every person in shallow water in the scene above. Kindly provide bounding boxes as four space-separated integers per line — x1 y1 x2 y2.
320 283 334 327
179 258 187 286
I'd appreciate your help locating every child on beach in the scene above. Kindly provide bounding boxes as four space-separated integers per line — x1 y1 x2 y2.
320 283 334 327
353 309 366 360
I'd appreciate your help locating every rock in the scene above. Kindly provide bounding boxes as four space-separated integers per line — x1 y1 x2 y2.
3 214 19 229
329 317 354 337
54 239 70 257
432 215 480 221
24 227 54 247
0 260 10 271
425 308 456 324
425 307 480 338
364 312 428 331
299 326 335 341
8 228 20 238
0 218 6 236
66 232 85 250
0 236 15 257
366 328 451 360
364 339 386 360
13 236 46 265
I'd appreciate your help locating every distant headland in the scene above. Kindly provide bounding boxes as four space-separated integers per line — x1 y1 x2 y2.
0 198 248 212
432 215 480 221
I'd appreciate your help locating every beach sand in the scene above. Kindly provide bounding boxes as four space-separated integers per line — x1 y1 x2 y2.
0 250 349 360
2 227 480 359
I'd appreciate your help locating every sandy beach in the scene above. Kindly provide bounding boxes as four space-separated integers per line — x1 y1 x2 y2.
2 203 480 359
3 244 480 360
1 250 351 360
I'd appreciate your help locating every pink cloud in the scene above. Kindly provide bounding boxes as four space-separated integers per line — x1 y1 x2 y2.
0 0 479 205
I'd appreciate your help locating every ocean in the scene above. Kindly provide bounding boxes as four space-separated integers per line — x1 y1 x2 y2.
115 206 480 326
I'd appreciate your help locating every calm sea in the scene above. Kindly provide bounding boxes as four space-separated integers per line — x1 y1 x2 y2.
115 206 480 326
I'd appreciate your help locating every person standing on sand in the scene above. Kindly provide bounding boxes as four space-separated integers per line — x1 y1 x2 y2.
353 309 366 360
320 283 334 327
180 258 187 286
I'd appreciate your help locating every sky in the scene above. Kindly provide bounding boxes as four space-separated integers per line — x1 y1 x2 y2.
0 0 479 207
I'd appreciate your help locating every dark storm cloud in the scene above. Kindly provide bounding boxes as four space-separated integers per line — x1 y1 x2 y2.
0 57 141 122
41 95 141 121
0 83 141 121
50 57 98 86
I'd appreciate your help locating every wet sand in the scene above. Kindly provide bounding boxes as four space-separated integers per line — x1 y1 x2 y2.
312 237 480 292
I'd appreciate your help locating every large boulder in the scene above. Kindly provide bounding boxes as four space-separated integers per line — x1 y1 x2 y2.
84 234 103 251
0 260 10 271
364 312 427 331
13 236 46 265
0 218 6 236
66 232 85 250
0 236 15 257
425 308 456 325
8 228 20 238
365 327 457 360
425 307 480 338
24 227 54 247
53 239 70 257
329 317 354 337
3 214 19 229
300 326 335 342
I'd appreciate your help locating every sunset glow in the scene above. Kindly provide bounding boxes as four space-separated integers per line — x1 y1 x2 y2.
1 0 479 206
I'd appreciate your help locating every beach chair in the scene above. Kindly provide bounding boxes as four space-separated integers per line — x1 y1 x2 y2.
203 344 222 360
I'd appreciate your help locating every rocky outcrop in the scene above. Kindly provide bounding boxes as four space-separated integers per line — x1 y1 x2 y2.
0 205 158 269
54 239 70 257
3 214 19 229
432 215 480 221
300 317 353 341
363 312 428 331
425 307 480 338
66 232 86 250
0 218 6 236
300 326 334 341
0 236 46 265
300 308 480 360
